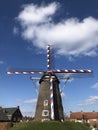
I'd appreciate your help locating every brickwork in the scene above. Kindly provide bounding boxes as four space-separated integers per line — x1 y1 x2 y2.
35 80 51 120
0 122 11 130
53 81 64 120
34 73 64 121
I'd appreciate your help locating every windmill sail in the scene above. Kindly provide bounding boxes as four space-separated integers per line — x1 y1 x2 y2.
7 45 93 121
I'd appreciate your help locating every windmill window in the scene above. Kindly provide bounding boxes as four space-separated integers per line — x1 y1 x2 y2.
42 110 49 116
51 76 55 78
44 100 48 106
45 76 49 78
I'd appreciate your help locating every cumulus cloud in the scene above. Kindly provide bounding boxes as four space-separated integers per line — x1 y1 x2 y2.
78 96 98 106
15 98 36 116
23 98 37 104
13 27 19 34
91 82 98 90
16 98 37 105
16 2 98 57
18 2 58 25
22 110 34 117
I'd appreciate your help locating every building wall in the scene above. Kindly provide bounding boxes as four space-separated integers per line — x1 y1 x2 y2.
35 74 64 121
0 122 11 130
11 109 22 122
53 81 64 121
35 80 50 120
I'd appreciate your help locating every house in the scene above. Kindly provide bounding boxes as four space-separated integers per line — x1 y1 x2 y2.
70 111 98 126
0 106 22 122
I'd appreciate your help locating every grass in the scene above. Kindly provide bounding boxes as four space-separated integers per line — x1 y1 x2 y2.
9 121 91 130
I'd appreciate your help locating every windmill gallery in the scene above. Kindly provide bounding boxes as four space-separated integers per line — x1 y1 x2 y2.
7 45 92 121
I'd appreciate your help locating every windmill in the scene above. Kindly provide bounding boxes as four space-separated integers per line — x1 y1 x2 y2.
7 45 93 121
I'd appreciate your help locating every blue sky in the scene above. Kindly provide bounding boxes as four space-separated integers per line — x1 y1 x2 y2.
0 0 98 117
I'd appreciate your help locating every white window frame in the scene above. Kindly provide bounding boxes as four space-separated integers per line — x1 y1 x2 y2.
42 110 49 117
44 100 48 106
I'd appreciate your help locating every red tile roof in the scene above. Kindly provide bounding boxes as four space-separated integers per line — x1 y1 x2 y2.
70 111 98 119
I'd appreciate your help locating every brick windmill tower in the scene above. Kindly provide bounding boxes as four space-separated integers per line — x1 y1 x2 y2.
33 45 64 121
7 45 92 121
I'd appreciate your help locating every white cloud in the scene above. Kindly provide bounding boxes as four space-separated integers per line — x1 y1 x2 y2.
16 2 98 57
13 27 19 34
23 98 37 104
78 96 98 106
18 2 58 26
22 110 34 117
91 83 98 90
0 61 4 65
15 98 36 116
16 98 37 105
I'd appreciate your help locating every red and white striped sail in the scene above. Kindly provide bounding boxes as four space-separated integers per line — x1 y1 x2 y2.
47 45 51 71
50 77 54 120
7 71 44 74
7 69 92 74
7 45 93 121
53 69 92 73
7 45 93 75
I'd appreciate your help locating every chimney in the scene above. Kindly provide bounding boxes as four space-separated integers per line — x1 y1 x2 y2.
17 106 19 109
70 111 72 114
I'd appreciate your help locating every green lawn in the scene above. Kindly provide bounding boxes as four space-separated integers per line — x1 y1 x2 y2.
9 121 91 130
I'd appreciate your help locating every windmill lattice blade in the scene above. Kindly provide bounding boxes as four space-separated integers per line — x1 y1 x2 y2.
56 73 93 79
54 69 93 79
30 76 41 80
53 69 93 73
7 71 45 74
47 45 51 71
